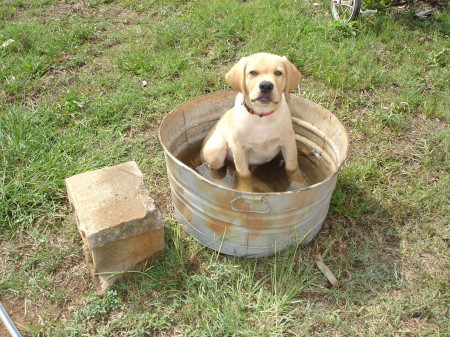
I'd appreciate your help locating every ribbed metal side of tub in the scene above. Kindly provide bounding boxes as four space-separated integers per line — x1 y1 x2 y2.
159 91 348 257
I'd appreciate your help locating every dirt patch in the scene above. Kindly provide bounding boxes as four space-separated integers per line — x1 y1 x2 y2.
0 214 91 335
10 0 138 23
0 255 90 336
1 297 26 336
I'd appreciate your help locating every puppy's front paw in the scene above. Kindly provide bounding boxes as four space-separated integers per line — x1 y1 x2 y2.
286 169 308 190
234 175 253 192
236 167 251 178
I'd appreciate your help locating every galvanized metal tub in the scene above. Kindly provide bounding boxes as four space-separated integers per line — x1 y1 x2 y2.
159 91 348 257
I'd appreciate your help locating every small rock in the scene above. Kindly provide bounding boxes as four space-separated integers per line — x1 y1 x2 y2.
314 302 326 310
1 39 14 48
414 10 433 21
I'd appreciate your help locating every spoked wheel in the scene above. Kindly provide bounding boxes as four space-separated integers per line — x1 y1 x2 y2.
331 0 362 23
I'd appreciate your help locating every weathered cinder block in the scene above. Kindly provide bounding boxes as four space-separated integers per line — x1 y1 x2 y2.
66 161 164 295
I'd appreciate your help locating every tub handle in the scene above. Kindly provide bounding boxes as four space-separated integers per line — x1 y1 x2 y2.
230 195 271 214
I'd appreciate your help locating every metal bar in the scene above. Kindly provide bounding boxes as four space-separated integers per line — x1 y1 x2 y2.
0 301 22 337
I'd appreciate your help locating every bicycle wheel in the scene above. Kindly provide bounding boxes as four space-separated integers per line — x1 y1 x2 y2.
330 0 362 23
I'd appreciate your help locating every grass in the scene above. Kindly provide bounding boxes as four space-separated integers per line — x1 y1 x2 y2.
0 0 448 336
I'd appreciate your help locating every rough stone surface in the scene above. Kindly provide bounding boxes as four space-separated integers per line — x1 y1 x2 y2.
66 161 164 295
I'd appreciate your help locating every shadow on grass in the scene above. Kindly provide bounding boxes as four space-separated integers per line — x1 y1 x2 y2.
313 174 403 305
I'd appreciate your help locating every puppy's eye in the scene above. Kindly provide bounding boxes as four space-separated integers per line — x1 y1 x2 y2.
249 71 258 76
275 70 283 76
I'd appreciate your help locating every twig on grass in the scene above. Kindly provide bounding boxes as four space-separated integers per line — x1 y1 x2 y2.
315 254 340 288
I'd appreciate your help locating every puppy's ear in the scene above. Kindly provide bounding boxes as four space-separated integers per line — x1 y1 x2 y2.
225 57 248 96
282 56 301 100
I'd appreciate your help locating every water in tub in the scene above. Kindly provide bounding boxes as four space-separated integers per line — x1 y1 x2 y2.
177 140 332 193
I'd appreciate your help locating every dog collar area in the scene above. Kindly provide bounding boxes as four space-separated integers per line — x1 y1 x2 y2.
242 102 276 117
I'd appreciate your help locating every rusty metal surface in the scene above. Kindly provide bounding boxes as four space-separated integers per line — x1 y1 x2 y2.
159 91 349 257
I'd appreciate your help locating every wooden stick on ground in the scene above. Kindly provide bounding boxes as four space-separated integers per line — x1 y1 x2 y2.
315 254 340 288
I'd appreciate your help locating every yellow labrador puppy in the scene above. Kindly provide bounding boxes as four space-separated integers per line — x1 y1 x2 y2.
201 53 302 188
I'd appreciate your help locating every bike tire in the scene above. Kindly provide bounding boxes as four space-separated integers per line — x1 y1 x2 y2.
330 0 362 23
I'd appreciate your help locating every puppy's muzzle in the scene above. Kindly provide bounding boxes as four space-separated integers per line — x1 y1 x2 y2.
259 81 274 93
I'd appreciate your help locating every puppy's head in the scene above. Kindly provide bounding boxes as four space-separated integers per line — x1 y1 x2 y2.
225 53 301 110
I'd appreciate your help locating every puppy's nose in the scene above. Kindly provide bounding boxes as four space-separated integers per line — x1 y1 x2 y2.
259 81 274 93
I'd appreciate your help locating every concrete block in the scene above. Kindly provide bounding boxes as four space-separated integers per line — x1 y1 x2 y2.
66 161 164 295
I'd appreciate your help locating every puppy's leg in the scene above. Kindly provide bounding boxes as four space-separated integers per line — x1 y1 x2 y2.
282 139 308 188
201 132 227 170
233 147 251 177
281 138 298 172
